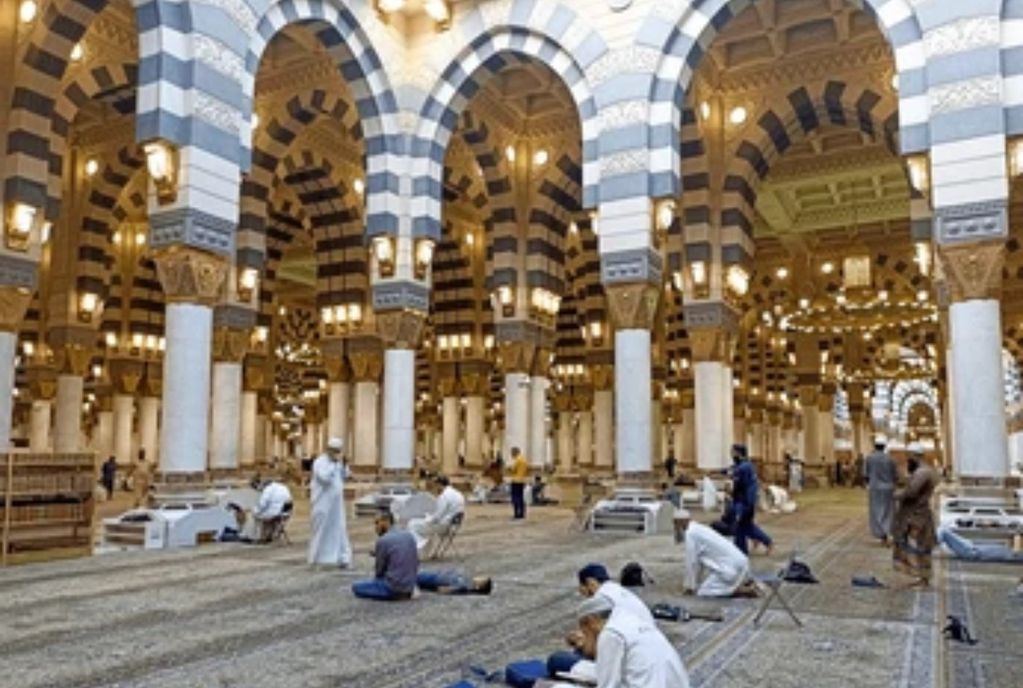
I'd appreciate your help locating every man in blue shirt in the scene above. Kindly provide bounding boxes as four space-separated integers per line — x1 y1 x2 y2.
730 444 772 555
352 511 419 601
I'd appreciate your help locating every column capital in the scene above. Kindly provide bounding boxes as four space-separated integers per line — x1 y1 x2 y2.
349 350 383 382
937 241 1004 303
571 386 594 411
531 347 553 377
497 341 536 374
689 329 735 363
591 364 614 391
437 374 459 397
27 365 57 401
53 343 93 376
323 350 351 383
108 358 144 395
799 386 819 408
212 327 249 363
606 283 660 330
142 362 163 397
153 246 229 305
459 368 490 397
243 354 272 391
0 286 32 332
376 309 426 349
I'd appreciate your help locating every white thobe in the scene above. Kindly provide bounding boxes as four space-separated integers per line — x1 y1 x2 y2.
410 485 465 551
683 522 750 597
308 455 351 566
595 608 690 688
594 581 654 624
254 482 292 520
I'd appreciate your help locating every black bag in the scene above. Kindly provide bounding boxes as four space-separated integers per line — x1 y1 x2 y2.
781 559 818 584
620 561 653 587
650 603 681 622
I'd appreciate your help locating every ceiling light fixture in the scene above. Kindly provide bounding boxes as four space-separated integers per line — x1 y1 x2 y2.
84 158 99 177
775 267 789 280
532 149 548 167
505 145 516 163
700 101 711 120
729 106 748 125
70 43 84 62
19 0 37 23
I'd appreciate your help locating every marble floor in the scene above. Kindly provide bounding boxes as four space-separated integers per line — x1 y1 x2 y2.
1 489 1019 688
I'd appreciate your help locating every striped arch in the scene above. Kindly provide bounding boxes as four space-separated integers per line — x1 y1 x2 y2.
453 111 517 292
528 153 583 297
244 0 399 235
637 0 926 200
3 0 127 219
241 88 364 269
259 198 307 328
715 83 899 258
276 149 367 312
79 145 145 301
49 62 138 209
1005 0 1023 135
411 28 601 240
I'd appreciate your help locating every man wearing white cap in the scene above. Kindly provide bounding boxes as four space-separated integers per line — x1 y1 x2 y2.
308 436 352 568
576 595 689 688
864 435 897 544
673 508 754 598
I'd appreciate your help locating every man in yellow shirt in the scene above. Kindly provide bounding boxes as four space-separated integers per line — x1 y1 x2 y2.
508 447 530 519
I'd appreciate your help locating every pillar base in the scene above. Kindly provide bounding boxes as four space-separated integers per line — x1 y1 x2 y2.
957 475 1022 490
348 464 379 480
555 474 586 508
379 467 414 483
151 471 209 506
616 470 657 489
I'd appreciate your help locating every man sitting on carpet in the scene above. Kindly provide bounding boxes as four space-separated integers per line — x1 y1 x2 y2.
577 596 690 688
352 511 419 601
674 509 758 598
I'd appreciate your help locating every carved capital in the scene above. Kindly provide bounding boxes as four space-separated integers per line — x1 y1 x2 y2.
323 353 351 383
153 247 229 305
590 364 614 391
108 358 144 395
459 371 490 397
212 327 249 363
605 283 660 330
53 343 93 376
27 365 57 400
571 387 594 411
938 241 1004 302
0 286 32 332
497 341 535 374
552 393 573 413
349 351 383 382
244 355 272 391
799 386 819 408
689 329 735 363
437 375 459 397
531 347 553 377
143 362 163 397
376 309 426 349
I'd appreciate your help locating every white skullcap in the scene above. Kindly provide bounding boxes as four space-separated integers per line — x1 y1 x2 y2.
873 435 887 445
673 508 692 520
327 437 344 451
577 595 614 620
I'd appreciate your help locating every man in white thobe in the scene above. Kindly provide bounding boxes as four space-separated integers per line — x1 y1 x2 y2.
308 437 352 568
252 479 293 542
409 475 465 553
577 596 690 688
577 563 654 623
674 509 752 598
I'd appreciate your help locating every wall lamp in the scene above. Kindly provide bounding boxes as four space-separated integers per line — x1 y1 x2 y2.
493 285 514 317
414 238 435 280
5 201 37 251
237 267 259 302
143 140 178 205
78 291 100 323
372 236 395 278
725 265 749 298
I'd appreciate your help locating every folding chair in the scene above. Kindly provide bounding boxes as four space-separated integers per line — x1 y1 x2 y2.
429 511 464 560
751 569 802 627
266 502 293 546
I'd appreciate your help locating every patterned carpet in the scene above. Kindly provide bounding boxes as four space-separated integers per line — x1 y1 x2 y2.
1 489 1019 687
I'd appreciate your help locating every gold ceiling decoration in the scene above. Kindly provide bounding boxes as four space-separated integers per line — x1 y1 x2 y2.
778 295 937 335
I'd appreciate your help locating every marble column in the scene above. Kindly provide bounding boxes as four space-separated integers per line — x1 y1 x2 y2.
504 371 531 459
577 406 593 469
255 412 268 462
0 331 15 450
441 393 460 476
327 380 350 446
96 407 113 460
349 349 382 471
240 390 258 467
593 377 614 471
681 406 696 467
154 247 228 476
948 298 1008 478
381 348 416 473
800 390 820 469
112 394 134 466
29 399 51 451
818 390 835 464
557 409 574 472
139 396 159 465
209 357 242 471
54 374 84 452
694 361 729 470
464 395 485 469
529 374 549 468
650 396 663 465
671 423 684 461
615 329 652 475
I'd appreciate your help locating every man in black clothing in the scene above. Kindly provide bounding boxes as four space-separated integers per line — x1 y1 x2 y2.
100 456 117 500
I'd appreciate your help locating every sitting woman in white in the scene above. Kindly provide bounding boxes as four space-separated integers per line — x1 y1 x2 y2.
409 475 465 553
673 508 756 598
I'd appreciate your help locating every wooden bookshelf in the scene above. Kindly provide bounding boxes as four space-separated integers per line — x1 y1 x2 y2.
1 452 95 566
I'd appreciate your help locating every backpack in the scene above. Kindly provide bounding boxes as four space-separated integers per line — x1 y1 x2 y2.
620 561 653 587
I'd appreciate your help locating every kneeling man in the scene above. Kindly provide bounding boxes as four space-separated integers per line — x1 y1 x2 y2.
352 511 419 601
674 508 755 598
252 478 293 542
409 475 465 553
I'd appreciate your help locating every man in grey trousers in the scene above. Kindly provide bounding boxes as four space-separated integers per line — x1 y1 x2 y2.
864 437 897 544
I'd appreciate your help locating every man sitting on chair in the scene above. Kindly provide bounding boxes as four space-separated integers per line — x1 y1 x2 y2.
673 508 757 598
252 478 293 543
409 475 465 554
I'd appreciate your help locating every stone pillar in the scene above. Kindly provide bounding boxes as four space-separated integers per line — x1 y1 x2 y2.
800 388 820 471
499 342 534 461
0 288 31 450
139 396 160 465
439 375 460 477
529 373 550 469
818 392 835 465
671 423 684 461
376 310 424 477
96 401 113 460
240 390 257 467
327 376 350 448
939 242 1009 480
108 359 143 467
52 341 92 453
460 364 489 470
690 324 735 472
607 283 659 479
29 399 51 451
747 408 764 460
349 348 383 471
554 394 573 472
208 328 247 472
153 248 228 476
681 404 696 468
576 395 594 469
650 389 663 466
592 365 614 471
241 356 270 468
